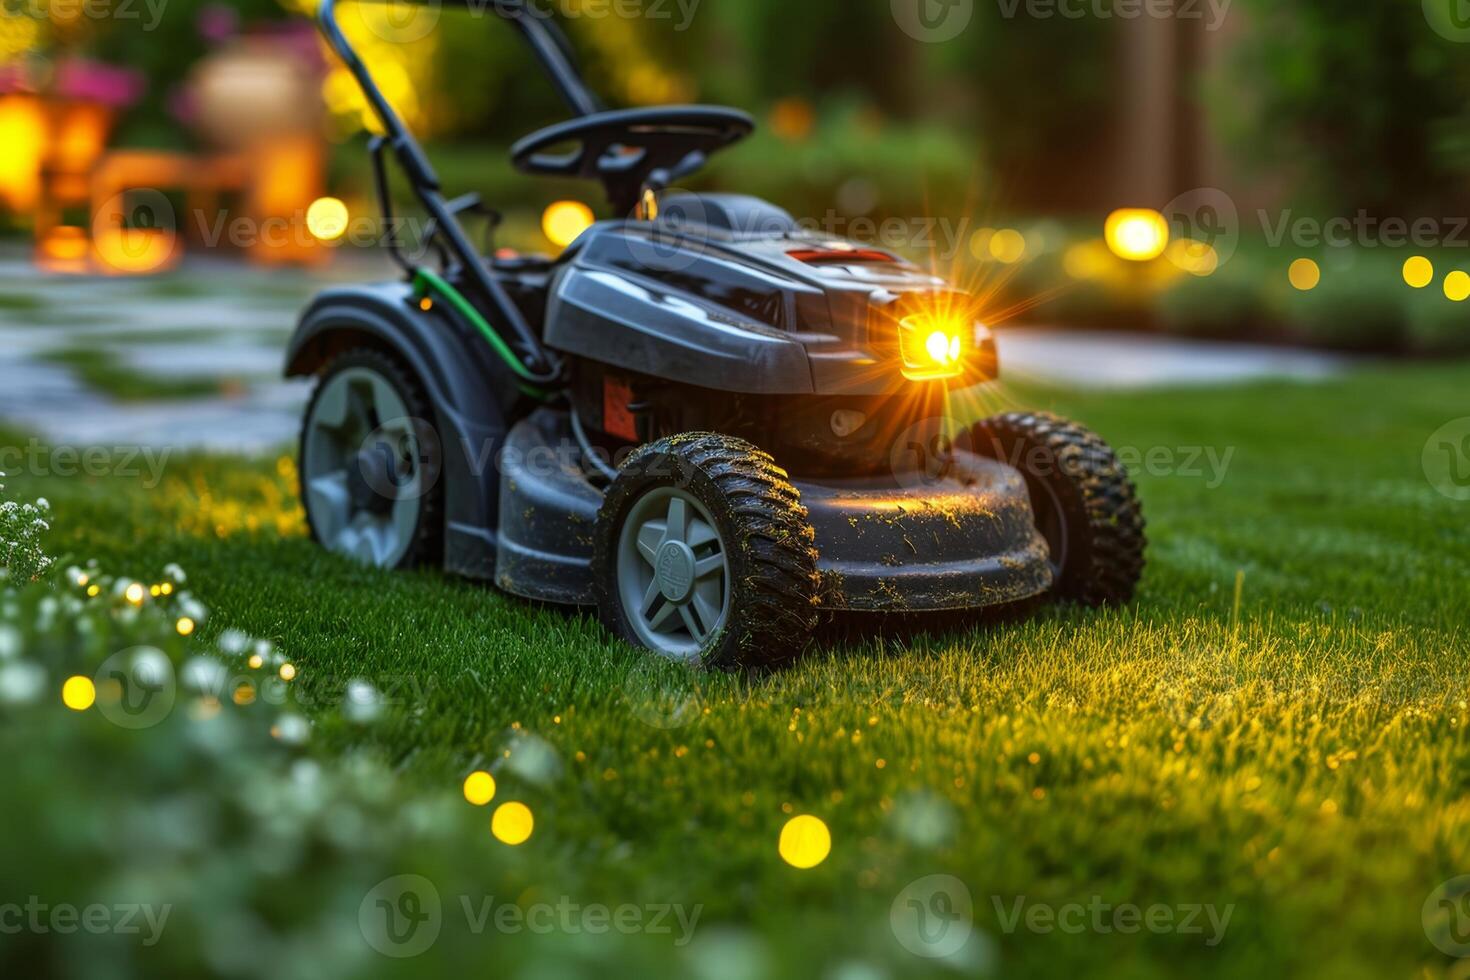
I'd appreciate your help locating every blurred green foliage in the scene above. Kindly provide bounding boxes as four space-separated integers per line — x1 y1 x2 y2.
1218 0 1470 212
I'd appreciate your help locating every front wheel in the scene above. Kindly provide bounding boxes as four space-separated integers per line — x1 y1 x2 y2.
592 433 819 670
971 412 1146 605
299 347 443 570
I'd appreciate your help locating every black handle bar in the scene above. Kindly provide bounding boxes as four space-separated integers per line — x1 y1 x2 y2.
318 0 580 382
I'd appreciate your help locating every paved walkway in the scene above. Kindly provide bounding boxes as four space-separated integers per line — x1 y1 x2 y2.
0 254 1350 453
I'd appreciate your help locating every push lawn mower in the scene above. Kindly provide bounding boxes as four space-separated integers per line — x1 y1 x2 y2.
287 0 1147 669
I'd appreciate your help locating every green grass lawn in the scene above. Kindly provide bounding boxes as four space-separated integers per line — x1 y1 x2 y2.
6 362 1469 978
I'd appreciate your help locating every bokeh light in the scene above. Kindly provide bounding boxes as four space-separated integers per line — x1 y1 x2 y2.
62 676 95 711
542 201 595 248
306 197 349 242
1288 258 1321 291
778 814 831 869
1104 209 1169 262
1403 255 1434 289
988 228 1026 264
463 771 497 806
1168 239 1219 277
492 801 535 845
1444 271 1470 302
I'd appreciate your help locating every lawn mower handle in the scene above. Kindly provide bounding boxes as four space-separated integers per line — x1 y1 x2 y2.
317 0 580 382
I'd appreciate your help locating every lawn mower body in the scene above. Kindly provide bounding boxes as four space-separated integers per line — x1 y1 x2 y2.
287 0 1144 666
286 208 1052 612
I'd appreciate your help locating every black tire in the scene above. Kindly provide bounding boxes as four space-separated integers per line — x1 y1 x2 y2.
970 412 1145 605
299 346 444 570
593 433 820 670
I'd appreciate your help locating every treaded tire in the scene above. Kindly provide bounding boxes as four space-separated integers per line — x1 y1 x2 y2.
593 433 820 670
299 347 444 570
970 412 1145 605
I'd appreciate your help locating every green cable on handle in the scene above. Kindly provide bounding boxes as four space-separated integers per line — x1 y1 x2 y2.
412 267 551 391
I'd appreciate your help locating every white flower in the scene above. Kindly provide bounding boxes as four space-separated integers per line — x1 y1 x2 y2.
180 656 229 697
217 629 250 655
272 714 311 745
0 625 20 660
343 679 383 724
0 661 45 705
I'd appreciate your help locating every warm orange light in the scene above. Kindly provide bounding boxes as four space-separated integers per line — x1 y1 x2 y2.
0 95 47 212
1105 208 1169 262
38 226 90 263
52 103 112 174
93 227 178 276
899 314 967 381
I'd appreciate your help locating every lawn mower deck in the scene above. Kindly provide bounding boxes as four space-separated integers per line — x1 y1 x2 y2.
492 407 1053 612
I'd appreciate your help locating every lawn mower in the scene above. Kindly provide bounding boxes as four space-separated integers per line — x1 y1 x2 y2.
286 0 1146 668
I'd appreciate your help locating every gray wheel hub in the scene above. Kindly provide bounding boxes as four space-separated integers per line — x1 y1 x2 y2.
301 366 426 569
616 487 730 660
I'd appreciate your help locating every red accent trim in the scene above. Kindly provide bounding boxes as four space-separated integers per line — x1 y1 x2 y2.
787 247 898 265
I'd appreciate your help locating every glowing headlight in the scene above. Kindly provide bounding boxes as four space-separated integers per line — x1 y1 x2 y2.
899 315 968 381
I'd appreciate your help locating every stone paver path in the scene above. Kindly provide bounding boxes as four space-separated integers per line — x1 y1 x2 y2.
0 252 1349 453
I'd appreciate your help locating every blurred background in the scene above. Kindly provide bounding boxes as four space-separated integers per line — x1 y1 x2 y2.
1 0 1469 449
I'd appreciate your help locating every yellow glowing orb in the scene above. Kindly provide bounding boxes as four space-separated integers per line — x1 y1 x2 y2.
279 663 297 681
62 675 96 711
778 814 831 869
1403 256 1434 289
176 617 196 637
1168 239 1219 277
1445 271 1470 302
542 201 595 249
492 801 534 845
463 771 497 806
1288 258 1321 291
306 197 350 242
988 228 1026 264
124 582 145 605
1105 209 1169 262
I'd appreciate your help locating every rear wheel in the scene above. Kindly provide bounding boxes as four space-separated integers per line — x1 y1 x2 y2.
299 348 443 569
593 433 819 670
970 412 1146 605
